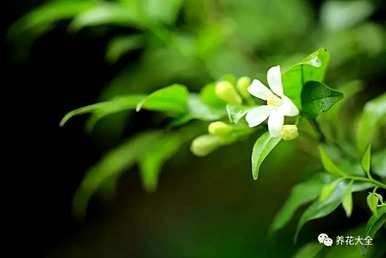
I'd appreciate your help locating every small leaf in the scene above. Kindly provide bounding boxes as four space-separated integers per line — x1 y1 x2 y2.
226 105 250 124
367 192 379 214
251 132 281 180
319 180 339 201
60 95 145 126
282 48 330 108
301 81 344 118
365 206 386 238
295 181 347 241
136 84 189 114
271 174 328 232
356 93 386 153
342 181 353 217
361 145 372 177
319 145 345 176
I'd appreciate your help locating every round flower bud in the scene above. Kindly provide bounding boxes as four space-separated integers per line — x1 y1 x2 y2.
280 124 299 141
208 121 233 137
190 135 222 156
215 81 242 105
237 76 251 98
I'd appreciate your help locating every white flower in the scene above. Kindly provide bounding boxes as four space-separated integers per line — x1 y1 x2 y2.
245 65 299 137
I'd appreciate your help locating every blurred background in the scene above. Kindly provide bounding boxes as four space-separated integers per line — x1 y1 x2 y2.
3 0 386 257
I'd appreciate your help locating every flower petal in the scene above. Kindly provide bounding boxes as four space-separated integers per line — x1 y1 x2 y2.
268 110 284 137
267 65 283 97
279 96 299 116
248 79 273 100
245 105 273 127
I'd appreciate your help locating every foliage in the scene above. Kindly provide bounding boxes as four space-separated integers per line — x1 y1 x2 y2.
9 0 386 255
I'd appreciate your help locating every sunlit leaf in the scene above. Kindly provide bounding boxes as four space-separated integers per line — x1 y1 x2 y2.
60 95 145 126
282 48 330 108
365 206 386 238
251 132 281 180
301 81 343 118
271 174 329 232
106 35 144 64
356 93 386 153
136 84 189 114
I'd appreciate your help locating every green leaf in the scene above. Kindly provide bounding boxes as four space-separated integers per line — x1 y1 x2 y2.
251 132 281 180
367 192 379 214
188 94 225 121
372 149 386 178
106 35 144 64
282 48 330 108
319 145 345 176
342 181 353 217
8 1 95 39
293 243 323 258
72 131 162 219
301 81 343 118
361 145 372 177
226 105 250 124
319 180 340 201
60 95 145 126
294 180 371 241
139 135 181 192
356 93 386 153
271 174 328 232
365 206 386 238
136 84 189 114
70 2 143 31
295 180 347 241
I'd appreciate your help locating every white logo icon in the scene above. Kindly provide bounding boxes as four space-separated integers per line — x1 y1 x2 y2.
318 233 333 246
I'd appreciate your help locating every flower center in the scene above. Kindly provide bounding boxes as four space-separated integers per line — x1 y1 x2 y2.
267 94 282 107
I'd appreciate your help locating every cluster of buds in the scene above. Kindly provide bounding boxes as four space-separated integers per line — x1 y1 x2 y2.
191 73 299 156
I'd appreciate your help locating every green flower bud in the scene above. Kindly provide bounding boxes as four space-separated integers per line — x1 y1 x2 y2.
190 135 222 157
215 81 242 105
237 76 251 98
280 124 299 141
208 121 233 137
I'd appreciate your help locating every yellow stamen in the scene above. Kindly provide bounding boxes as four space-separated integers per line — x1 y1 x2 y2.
267 94 282 106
